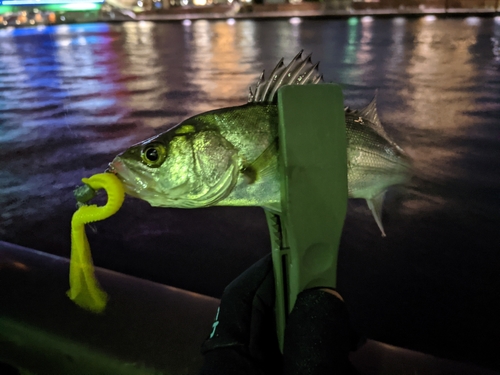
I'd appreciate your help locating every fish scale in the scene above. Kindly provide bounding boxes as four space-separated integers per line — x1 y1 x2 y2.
102 52 411 236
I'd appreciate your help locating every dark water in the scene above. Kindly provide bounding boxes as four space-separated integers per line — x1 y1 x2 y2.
1 17 500 370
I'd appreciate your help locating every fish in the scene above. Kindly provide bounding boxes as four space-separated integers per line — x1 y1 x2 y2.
105 51 411 236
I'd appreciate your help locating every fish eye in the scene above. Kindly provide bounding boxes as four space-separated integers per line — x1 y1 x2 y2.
141 143 167 167
146 148 158 161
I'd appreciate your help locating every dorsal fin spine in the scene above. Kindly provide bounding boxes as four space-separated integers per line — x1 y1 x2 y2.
269 58 285 77
358 90 381 127
261 53 300 102
248 51 324 103
302 61 320 82
266 50 303 98
254 71 266 102
289 53 312 82
269 55 311 99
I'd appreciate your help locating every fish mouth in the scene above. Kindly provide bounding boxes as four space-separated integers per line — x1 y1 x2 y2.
106 157 191 204
106 159 126 179
105 164 118 175
106 157 152 198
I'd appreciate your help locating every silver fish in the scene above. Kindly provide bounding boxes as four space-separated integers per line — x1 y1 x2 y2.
106 51 411 236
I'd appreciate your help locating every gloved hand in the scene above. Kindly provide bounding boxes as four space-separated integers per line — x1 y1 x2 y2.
200 254 363 375
283 288 362 375
200 254 280 375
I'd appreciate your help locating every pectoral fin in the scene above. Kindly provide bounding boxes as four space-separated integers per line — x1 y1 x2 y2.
366 192 386 237
242 138 278 184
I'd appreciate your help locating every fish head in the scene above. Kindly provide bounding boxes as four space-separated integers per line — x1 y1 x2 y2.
108 123 240 208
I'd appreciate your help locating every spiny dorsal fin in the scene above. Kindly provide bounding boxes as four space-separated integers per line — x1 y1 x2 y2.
351 91 399 147
358 91 406 153
358 90 382 129
248 51 323 104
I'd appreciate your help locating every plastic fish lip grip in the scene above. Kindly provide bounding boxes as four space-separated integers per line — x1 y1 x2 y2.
268 84 348 350
68 173 125 313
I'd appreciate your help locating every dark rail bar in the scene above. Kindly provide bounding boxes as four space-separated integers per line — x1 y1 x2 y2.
0 241 497 374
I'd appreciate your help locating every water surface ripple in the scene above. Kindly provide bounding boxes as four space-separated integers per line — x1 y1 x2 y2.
1 17 500 370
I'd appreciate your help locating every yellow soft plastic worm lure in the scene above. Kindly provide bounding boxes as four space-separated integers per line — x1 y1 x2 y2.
68 173 125 313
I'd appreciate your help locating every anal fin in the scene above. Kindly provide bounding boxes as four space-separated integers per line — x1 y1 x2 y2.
366 191 386 237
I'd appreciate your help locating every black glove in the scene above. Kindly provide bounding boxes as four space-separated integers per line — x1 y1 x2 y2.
200 254 281 375
283 288 362 375
200 254 363 375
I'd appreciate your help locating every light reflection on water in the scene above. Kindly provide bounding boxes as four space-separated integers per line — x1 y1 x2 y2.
0 19 498 245
344 18 359 67
121 21 167 128
184 20 261 114
357 16 374 66
493 18 500 62
0 18 499 365
403 19 481 187
387 17 407 71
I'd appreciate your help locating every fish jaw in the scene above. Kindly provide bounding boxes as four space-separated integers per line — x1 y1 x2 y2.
107 156 163 204
108 155 201 208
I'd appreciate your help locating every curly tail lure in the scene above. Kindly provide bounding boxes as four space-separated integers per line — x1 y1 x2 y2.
68 173 125 313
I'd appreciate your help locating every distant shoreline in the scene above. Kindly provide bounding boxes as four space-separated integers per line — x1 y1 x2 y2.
136 0 500 21
135 6 499 22
1 5 498 28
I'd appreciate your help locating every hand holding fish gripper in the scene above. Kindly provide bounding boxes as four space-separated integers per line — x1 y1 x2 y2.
68 173 125 313
268 84 348 350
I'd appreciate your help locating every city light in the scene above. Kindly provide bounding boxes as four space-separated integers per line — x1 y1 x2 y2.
182 19 191 26
423 15 437 22
138 20 151 27
289 17 301 25
0 2 102 11
393 17 405 25
1 0 103 4
361 16 373 23
465 16 480 25
56 3 101 10
226 17 235 25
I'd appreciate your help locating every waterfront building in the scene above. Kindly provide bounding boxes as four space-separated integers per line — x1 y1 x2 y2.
0 0 105 25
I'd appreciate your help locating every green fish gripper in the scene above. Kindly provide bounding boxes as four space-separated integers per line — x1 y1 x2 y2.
266 84 348 351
